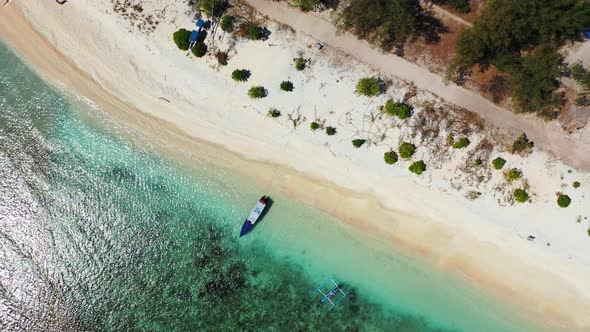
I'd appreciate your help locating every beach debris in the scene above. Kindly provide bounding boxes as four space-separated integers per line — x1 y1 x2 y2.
313 42 324 51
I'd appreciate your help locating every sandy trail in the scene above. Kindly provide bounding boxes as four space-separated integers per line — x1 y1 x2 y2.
245 0 590 170
425 2 473 27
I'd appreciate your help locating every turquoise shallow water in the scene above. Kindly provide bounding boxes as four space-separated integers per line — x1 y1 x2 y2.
0 42 546 331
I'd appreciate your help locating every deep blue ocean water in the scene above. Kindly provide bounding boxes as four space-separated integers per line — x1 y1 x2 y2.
0 42 547 332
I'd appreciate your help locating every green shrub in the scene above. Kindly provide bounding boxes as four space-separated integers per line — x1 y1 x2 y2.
398 142 416 159
557 194 571 208
492 157 506 170
505 168 522 182
248 86 267 98
452 137 470 149
195 0 228 16
338 0 439 51
384 99 396 116
396 103 413 119
511 133 534 154
352 139 366 148
384 151 398 165
310 121 320 130
587 228 590 237
473 158 483 166
231 69 251 82
325 126 337 136
409 160 426 175
573 181 581 188
294 57 306 71
192 42 208 57
268 109 281 118
513 188 529 203
248 25 263 40
575 94 590 106
215 51 228 65
293 0 319 11
447 0 587 118
355 77 381 97
446 134 455 146
384 99 413 119
449 0 470 13
173 29 191 50
280 81 294 92
220 15 235 33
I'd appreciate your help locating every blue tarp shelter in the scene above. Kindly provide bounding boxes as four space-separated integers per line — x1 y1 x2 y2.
196 19 205 28
189 30 199 43
584 29 590 39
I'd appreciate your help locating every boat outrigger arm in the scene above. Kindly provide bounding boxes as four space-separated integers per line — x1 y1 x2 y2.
312 277 348 311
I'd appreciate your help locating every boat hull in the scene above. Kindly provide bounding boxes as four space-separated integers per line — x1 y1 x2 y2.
239 195 269 237
239 220 255 237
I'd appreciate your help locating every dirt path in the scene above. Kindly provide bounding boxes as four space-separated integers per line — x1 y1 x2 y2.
244 0 590 170
425 2 473 27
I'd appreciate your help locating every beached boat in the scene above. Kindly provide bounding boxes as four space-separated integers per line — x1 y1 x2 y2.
239 196 270 237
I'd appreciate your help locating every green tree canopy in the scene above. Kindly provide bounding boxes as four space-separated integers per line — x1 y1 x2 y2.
220 15 235 33
173 29 191 51
195 0 228 16
448 0 590 117
338 0 443 50
192 43 208 58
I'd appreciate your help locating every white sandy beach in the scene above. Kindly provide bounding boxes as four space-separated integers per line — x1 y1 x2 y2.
1 1 590 330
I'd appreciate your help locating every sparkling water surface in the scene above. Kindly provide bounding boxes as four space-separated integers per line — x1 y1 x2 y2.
0 42 546 332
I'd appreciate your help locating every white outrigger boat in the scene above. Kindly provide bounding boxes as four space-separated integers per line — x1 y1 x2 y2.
239 196 270 237
313 277 348 311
